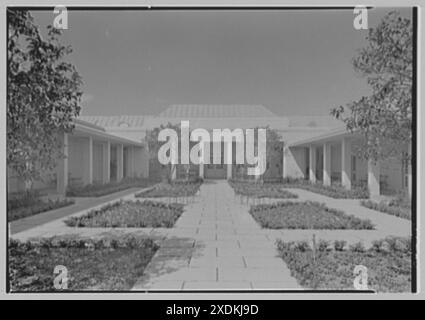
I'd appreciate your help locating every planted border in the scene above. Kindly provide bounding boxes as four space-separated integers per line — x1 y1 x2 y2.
9 235 158 291
135 181 202 198
65 200 184 228
276 237 411 292
249 201 374 230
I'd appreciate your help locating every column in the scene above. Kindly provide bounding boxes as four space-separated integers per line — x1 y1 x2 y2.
56 132 68 194
368 159 380 198
227 164 232 180
199 163 204 178
309 145 316 183
408 142 412 199
128 146 135 178
341 138 351 190
83 136 93 185
117 144 124 181
102 141 111 184
323 142 331 186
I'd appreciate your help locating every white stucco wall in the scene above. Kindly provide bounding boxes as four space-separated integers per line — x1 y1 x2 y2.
283 146 307 179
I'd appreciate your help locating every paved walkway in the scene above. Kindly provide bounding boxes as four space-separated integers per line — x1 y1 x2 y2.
10 180 411 291
132 181 300 290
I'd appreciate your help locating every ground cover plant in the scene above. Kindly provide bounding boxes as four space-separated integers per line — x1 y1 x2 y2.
65 200 184 228
281 178 369 199
9 235 158 291
276 237 411 292
249 201 374 230
66 177 159 197
361 193 411 220
8 191 75 221
135 180 202 198
228 180 298 199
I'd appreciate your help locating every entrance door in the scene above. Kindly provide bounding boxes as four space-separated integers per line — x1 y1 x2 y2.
204 141 226 179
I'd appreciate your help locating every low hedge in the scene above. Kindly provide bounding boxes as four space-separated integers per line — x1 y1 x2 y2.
65 200 184 228
361 196 411 220
228 180 298 199
276 237 411 292
281 178 369 199
9 198 75 222
135 181 202 198
249 201 374 230
9 235 158 291
66 177 158 197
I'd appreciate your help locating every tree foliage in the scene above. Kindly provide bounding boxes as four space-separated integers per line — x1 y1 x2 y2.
331 11 412 161
7 10 83 184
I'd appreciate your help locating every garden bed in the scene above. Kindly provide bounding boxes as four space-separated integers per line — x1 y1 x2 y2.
135 181 202 198
249 201 374 229
276 237 411 292
66 177 158 197
65 200 184 228
8 191 75 222
281 178 369 199
361 196 411 220
9 235 158 291
228 180 298 199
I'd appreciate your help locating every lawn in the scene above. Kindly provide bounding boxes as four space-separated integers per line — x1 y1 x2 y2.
276 237 411 292
9 235 158 291
249 201 374 229
8 191 75 222
66 177 158 197
361 194 411 220
228 180 298 199
65 200 184 228
281 178 369 199
135 181 202 198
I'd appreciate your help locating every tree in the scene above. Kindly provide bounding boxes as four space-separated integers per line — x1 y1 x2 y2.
331 11 412 161
8 10 83 187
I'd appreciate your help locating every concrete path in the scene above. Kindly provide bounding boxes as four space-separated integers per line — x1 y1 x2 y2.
132 181 301 291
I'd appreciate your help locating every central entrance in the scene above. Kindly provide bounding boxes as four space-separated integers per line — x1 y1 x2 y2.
204 141 227 179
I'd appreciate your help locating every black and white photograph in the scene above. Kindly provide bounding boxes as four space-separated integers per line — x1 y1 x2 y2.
2 1 422 302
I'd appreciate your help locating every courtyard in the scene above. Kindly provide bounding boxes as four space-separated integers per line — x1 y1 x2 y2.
9 179 411 292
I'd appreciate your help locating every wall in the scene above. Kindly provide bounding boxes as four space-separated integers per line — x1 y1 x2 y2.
283 146 307 179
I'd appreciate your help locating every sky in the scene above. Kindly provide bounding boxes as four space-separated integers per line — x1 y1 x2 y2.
31 7 411 117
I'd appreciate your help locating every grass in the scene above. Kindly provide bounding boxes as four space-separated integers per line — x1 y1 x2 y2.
135 181 202 198
249 201 375 230
276 237 411 292
8 191 75 222
66 177 158 197
64 200 184 228
361 194 411 220
281 178 369 199
228 180 298 199
9 235 158 291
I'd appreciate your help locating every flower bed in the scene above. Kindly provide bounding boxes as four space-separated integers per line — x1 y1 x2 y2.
8 191 75 222
276 237 411 292
249 201 374 229
228 180 298 199
361 196 411 220
9 235 158 291
135 181 202 198
65 200 184 228
66 177 158 197
281 178 369 199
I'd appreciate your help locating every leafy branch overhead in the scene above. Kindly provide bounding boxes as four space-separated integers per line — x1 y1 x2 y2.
7 9 83 183
331 11 412 161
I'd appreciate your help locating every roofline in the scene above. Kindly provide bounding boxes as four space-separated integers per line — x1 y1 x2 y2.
288 127 359 147
74 122 145 147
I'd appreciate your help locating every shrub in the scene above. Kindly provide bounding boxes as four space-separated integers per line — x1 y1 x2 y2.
334 240 347 251
8 198 75 221
249 201 375 230
64 200 184 228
